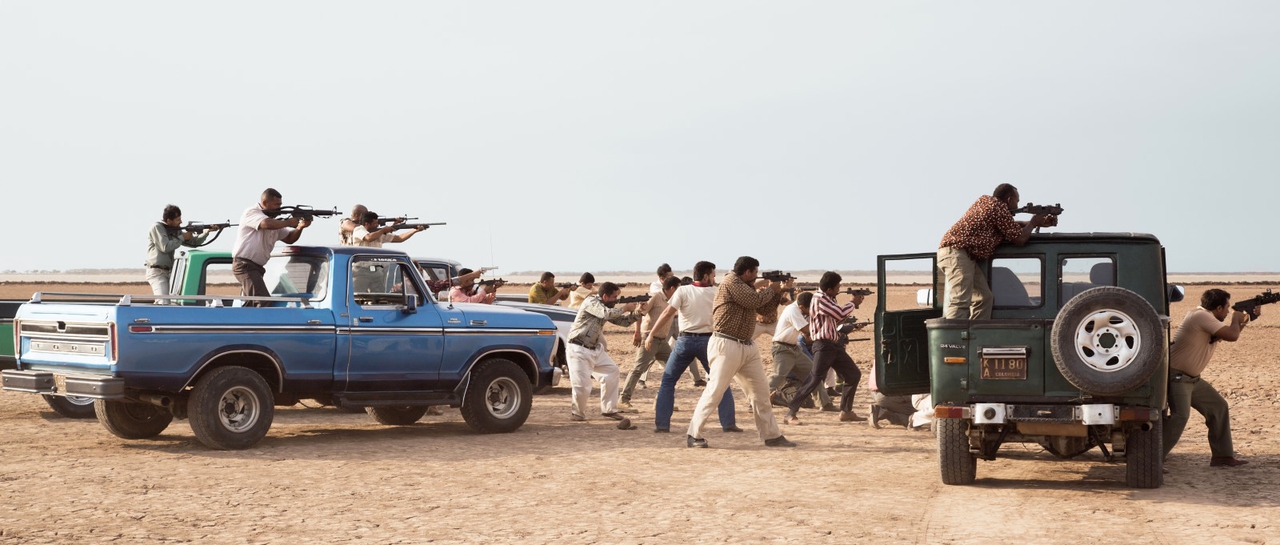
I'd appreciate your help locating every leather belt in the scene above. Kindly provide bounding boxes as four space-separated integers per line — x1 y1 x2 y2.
569 339 599 350
773 340 797 347
680 332 712 337
714 333 752 345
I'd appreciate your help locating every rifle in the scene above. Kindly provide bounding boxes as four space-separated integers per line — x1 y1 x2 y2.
843 288 873 297
760 270 795 282
477 278 507 288
556 282 579 290
1014 202 1063 233
263 205 341 222
1232 289 1280 320
836 317 874 344
376 216 419 226
164 221 235 247
615 294 651 305
387 222 445 231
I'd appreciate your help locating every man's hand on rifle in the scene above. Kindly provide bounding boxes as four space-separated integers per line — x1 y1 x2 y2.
632 329 643 347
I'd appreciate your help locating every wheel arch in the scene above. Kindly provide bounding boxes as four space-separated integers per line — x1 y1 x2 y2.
456 348 540 393
181 345 286 393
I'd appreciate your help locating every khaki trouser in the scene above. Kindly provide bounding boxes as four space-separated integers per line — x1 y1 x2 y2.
938 246 992 320
146 267 171 305
566 342 620 417
1164 374 1234 458
688 336 782 442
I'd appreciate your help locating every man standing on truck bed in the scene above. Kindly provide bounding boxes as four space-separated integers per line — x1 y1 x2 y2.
232 188 310 307
1163 288 1253 467
937 184 1056 320
146 204 221 303
337 204 367 246
350 211 427 247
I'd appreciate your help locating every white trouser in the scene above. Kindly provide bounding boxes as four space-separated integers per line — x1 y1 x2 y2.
146 267 171 305
910 394 934 429
566 342 620 417
689 336 782 441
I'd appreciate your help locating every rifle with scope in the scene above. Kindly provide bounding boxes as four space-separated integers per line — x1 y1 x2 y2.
164 221 235 247
263 206 341 222
1232 289 1280 320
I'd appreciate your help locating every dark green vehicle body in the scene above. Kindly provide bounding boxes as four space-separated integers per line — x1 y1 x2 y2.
875 233 1178 488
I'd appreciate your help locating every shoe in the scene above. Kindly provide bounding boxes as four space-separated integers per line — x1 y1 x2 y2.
821 403 840 413
1210 456 1248 467
601 412 624 421
694 380 707 387
869 404 882 429
770 390 788 407
617 402 638 413
783 415 802 426
639 380 647 389
723 425 744 433
826 387 839 397
840 411 867 423
570 413 586 422
687 435 709 448
764 435 797 447
426 405 444 416
655 428 670 433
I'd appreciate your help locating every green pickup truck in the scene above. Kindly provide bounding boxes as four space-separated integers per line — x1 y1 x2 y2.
875 232 1183 488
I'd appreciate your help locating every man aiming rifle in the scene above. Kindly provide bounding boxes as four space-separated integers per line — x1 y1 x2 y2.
232 188 316 307
147 204 227 303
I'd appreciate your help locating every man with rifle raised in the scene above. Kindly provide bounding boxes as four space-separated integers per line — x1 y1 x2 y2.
232 188 325 307
146 204 225 303
350 211 430 248
565 282 647 422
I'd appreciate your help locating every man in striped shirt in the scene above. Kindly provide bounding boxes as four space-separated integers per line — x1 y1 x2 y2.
785 271 866 426
685 256 795 448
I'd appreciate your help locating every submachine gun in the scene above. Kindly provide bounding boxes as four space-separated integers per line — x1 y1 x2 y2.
1233 289 1280 320
263 205 341 222
477 278 507 289
164 221 236 248
1014 202 1063 233
836 316 874 345
760 270 795 282
377 216 447 231
615 294 651 305
556 282 579 290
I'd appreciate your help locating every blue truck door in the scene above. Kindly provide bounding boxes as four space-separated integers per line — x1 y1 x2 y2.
341 257 445 392
875 253 939 396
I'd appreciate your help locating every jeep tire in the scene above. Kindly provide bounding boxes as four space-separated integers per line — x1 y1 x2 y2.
460 358 532 434
96 399 173 439
44 394 98 419
188 366 275 450
1051 286 1164 396
367 406 429 425
1126 421 1164 488
938 417 977 485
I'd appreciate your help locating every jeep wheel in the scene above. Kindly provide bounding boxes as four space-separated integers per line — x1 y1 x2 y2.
188 366 275 450
1126 421 1164 488
43 394 98 419
367 406 429 425
1051 287 1164 396
95 400 173 439
460 358 532 434
938 417 976 485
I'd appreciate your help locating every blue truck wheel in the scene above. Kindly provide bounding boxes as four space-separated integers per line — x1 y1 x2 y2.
367 406 429 425
460 358 532 434
42 394 97 419
95 400 173 439
187 366 275 450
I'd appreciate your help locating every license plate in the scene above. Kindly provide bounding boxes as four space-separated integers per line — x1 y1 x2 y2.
54 374 68 393
981 357 1027 380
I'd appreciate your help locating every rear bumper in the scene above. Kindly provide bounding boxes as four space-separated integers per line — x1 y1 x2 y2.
2 369 125 399
937 402 1160 424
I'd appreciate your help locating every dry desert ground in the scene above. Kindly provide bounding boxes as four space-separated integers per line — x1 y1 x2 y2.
2 281 1280 544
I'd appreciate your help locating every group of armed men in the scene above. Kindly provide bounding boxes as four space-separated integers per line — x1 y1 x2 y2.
144 186 1261 461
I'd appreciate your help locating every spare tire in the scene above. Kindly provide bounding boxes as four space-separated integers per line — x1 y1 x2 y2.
1050 286 1165 396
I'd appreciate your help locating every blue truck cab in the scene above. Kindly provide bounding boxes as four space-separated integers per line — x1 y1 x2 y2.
1 246 559 449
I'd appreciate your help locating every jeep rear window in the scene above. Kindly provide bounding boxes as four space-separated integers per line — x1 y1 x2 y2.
1060 256 1116 305
990 257 1042 308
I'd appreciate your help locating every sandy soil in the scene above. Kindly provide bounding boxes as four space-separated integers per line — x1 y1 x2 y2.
2 282 1280 544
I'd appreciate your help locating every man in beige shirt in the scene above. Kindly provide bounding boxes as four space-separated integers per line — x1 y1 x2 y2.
568 272 596 309
619 276 681 411
1163 288 1254 467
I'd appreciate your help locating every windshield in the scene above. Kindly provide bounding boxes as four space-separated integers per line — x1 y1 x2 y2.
263 255 330 302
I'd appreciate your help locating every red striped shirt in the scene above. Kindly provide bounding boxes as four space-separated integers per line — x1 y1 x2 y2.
808 291 857 342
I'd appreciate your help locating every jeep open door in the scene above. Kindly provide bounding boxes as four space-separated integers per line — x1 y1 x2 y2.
874 253 940 396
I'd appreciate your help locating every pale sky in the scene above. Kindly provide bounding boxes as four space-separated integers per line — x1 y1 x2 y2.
2 2 1277 274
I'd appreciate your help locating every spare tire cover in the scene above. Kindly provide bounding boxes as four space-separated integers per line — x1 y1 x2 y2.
1050 286 1165 396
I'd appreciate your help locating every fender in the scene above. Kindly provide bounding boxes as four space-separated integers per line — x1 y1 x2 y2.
452 346 541 395
180 344 286 392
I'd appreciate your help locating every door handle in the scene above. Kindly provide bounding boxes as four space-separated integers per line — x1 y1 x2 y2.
881 340 893 365
307 320 322 325
358 317 373 323
470 320 487 326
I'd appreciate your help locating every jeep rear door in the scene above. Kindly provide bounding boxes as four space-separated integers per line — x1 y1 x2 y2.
875 253 939 396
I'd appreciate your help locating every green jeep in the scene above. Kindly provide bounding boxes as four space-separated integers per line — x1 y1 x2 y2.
874 233 1183 489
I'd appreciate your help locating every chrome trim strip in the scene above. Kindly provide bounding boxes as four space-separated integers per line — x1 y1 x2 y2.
179 349 286 393
144 325 336 334
21 333 110 341
339 327 445 335
444 329 551 336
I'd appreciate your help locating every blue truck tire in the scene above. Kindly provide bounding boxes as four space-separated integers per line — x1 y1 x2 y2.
43 394 97 419
460 358 532 434
367 406 429 425
95 400 173 439
188 366 275 450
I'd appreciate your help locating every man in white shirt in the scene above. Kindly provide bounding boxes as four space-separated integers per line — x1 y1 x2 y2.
769 291 836 412
350 211 427 248
645 261 739 434
232 188 309 307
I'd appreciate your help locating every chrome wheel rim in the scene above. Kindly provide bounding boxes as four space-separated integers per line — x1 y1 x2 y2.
217 386 260 432
1073 308 1141 373
66 396 95 406
485 377 521 419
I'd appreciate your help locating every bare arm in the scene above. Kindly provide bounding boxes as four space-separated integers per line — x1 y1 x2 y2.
1213 311 1251 342
644 305 679 351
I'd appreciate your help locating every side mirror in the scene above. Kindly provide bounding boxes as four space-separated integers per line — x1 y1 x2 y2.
402 294 419 315
916 288 934 308
1168 285 1185 303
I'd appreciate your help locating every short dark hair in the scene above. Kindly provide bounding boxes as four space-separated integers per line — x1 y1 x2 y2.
360 211 379 224
662 276 681 290
819 271 843 292
656 263 672 278
458 268 474 276
540 271 555 282
599 282 621 296
680 276 694 285
733 256 760 276
694 261 715 281
796 291 814 308
993 184 1018 202
1201 289 1231 310
579 272 595 284
261 188 282 201
162 205 182 222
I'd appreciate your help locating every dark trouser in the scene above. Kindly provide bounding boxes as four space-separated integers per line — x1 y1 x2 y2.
654 335 735 432
1164 374 1234 458
232 258 269 307
873 392 913 427
789 340 860 416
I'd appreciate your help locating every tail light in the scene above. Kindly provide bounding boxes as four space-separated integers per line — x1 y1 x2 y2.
109 322 118 362
934 405 971 419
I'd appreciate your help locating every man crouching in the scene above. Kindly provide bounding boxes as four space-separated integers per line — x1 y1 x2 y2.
566 282 647 422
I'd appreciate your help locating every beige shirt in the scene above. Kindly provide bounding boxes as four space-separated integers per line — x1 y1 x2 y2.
667 284 716 334
232 205 293 266
568 286 593 309
640 290 671 338
1170 307 1228 376
350 226 394 248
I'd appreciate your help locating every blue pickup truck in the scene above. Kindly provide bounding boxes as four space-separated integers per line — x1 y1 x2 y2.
1 246 560 449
